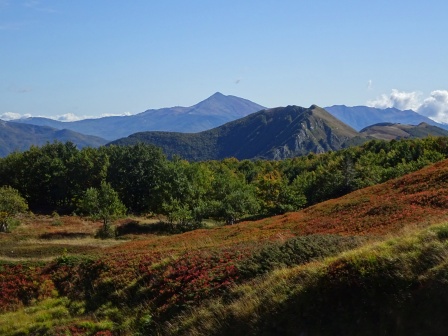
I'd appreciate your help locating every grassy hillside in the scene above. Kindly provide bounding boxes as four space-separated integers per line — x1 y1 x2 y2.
2 159 448 334
360 122 448 140
167 222 448 335
109 105 363 160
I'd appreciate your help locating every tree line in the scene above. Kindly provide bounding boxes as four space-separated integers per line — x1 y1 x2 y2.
1 137 448 227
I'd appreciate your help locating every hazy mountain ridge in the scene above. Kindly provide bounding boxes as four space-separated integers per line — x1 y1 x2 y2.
325 105 448 131
5 94 448 159
109 105 363 161
359 122 448 140
0 120 107 157
14 92 266 140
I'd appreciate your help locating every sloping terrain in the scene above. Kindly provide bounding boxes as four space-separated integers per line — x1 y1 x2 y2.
325 105 448 131
159 159 448 335
109 158 448 252
109 105 364 160
2 159 448 334
0 121 107 157
14 93 265 140
360 122 448 140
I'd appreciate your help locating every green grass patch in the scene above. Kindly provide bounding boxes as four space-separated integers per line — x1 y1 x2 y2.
237 234 367 279
0 298 70 336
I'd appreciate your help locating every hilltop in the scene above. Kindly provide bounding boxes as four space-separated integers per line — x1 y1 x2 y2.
360 122 448 140
325 105 448 131
109 104 363 160
14 93 265 140
0 120 107 157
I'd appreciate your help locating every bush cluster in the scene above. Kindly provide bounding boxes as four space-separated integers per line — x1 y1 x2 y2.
238 234 366 278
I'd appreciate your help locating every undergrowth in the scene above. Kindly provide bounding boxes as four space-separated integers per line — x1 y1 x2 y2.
163 222 448 336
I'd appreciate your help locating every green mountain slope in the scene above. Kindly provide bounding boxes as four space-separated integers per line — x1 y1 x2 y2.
0 121 107 157
109 105 364 160
360 122 448 140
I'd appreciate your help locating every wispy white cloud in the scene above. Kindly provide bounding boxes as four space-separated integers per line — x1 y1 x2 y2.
367 79 373 90
367 89 448 123
56 113 87 122
53 111 134 121
23 0 56 13
100 112 132 118
0 1 57 31
1 111 135 122
0 112 31 121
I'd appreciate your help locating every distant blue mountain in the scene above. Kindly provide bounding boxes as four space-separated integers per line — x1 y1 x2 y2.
0 120 107 157
108 105 361 161
15 92 265 140
324 105 448 131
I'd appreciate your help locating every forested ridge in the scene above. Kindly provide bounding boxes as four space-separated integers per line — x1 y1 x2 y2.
108 105 362 161
1 136 448 225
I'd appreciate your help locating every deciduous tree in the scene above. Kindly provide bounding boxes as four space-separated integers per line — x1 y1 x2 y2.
78 182 126 238
0 186 28 232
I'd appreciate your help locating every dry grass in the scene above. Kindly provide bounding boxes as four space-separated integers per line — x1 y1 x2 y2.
164 221 448 335
0 215 129 262
3 160 448 334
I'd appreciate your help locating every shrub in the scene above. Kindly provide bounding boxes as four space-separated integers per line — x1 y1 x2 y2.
238 234 366 279
0 186 28 232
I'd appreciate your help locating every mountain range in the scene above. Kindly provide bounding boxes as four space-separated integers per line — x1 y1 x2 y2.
360 122 448 140
13 92 265 140
2 93 448 159
109 105 364 160
110 106 448 161
0 121 107 157
325 105 448 131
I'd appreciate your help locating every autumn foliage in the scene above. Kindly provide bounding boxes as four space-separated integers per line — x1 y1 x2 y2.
2 143 448 334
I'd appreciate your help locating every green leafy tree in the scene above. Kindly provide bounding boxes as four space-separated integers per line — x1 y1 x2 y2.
208 166 260 224
218 186 260 224
105 144 167 214
160 159 214 225
2 142 79 212
78 182 126 237
66 147 110 206
254 169 305 215
0 186 28 232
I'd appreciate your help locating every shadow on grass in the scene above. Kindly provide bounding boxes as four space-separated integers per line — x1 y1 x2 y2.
39 232 92 240
116 220 205 236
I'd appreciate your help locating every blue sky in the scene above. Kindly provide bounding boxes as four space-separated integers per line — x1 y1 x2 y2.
1 0 448 122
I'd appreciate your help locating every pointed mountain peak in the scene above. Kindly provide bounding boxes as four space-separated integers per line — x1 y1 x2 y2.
198 92 228 104
210 92 225 98
189 92 265 118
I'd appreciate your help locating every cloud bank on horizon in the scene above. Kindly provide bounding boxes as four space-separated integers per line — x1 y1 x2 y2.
368 89 448 124
2 90 448 125
0 111 132 122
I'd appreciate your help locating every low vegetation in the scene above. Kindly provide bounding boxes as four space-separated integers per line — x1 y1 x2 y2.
1 138 448 334
166 222 448 335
